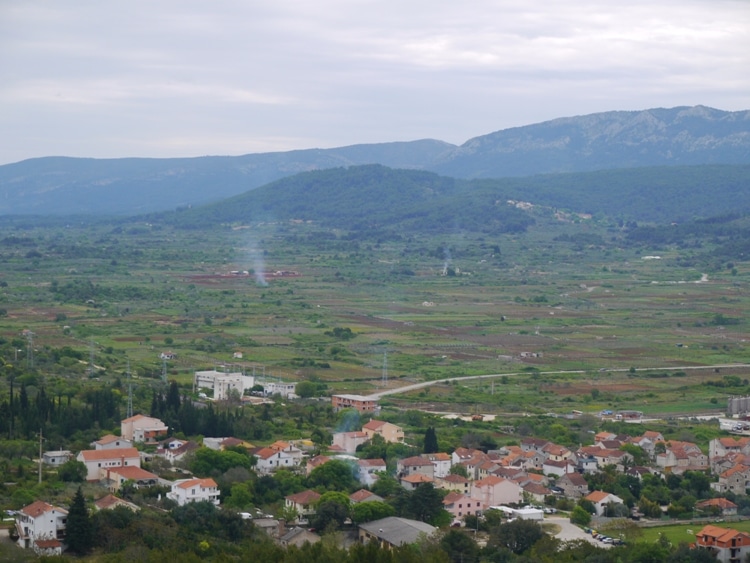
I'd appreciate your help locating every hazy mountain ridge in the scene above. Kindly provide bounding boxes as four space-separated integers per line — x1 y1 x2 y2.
433 106 750 178
0 140 453 215
0 106 748 216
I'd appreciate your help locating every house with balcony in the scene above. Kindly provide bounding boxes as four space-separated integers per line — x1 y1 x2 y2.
285 490 321 523
167 478 220 506
695 524 750 563
362 420 404 443
15 501 68 556
120 414 168 443
252 446 296 474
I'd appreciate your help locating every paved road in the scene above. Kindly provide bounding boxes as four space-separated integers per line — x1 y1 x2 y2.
546 516 611 548
367 363 750 400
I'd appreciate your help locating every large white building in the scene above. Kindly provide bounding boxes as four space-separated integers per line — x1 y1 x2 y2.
76 447 141 481
15 501 68 556
167 478 220 506
194 369 255 401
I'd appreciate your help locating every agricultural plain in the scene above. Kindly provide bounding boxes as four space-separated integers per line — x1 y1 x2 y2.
1 205 748 419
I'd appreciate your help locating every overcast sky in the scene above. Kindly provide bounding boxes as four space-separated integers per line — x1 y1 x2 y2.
1 0 748 165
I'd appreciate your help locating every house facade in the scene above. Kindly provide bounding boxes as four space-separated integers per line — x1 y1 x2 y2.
167 478 220 506
695 524 750 563
362 420 404 443
120 414 168 443
15 501 68 556
77 447 141 481
470 476 522 507
331 394 379 413
92 434 133 450
285 490 321 523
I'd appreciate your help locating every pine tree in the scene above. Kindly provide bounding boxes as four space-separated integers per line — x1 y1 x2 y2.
66 486 92 554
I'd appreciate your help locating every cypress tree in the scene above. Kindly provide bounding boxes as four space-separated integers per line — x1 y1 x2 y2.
423 426 438 453
66 486 92 554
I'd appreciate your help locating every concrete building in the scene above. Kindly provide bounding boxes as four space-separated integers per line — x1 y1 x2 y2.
331 394 379 413
194 369 255 401
41 450 72 467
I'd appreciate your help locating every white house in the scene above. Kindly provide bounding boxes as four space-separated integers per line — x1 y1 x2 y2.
167 478 220 506
423 452 453 478
584 491 625 516
120 414 168 443
76 447 141 481
252 447 296 474
15 501 68 556
268 441 304 466
92 434 133 450
42 450 72 467
358 458 387 486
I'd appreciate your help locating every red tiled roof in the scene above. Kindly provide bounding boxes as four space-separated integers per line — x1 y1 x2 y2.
108 465 158 480
78 447 139 461
20 501 66 518
350 489 378 502
585 490 611 502
286 490 321 504
177 478 217 490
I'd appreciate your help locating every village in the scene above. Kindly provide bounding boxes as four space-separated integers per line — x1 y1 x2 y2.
11 368 750 562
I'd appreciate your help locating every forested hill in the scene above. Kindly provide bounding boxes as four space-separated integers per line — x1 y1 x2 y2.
1 106 748 217
163 165 534 235
162 164 750 233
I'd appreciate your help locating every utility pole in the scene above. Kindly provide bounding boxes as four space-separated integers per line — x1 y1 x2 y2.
38 428 43 484
126 361 134 419
382 351 388 387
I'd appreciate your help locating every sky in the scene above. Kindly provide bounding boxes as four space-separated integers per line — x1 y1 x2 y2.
1 0 749 165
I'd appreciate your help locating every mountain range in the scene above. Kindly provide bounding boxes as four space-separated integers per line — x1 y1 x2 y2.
0 105 748 216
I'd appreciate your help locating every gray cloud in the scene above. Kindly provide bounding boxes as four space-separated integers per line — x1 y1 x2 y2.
0 0 748 164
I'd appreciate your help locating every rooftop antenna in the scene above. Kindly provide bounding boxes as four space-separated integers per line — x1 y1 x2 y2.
126 361 134 419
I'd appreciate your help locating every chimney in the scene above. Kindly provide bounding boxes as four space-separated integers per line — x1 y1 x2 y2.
277 519 286 537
